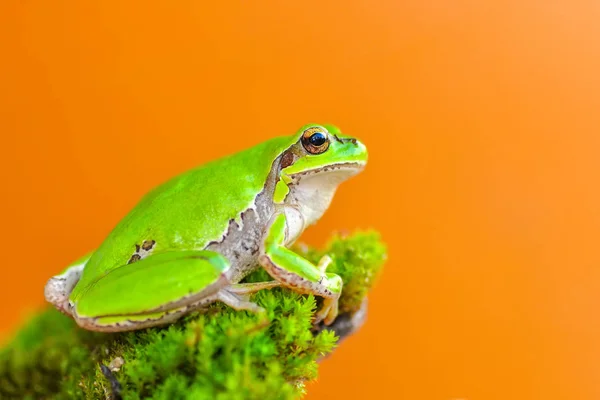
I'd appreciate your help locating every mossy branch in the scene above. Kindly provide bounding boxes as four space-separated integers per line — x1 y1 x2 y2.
0 232 386 400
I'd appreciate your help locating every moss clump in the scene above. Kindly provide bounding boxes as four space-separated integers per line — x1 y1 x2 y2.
0 232 386 400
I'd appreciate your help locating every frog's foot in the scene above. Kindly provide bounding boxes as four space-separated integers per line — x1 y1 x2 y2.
215 290 265 313
213 280 282 313
44 253 93 316
259 213 343 326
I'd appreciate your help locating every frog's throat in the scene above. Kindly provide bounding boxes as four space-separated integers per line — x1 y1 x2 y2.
285 162 365 226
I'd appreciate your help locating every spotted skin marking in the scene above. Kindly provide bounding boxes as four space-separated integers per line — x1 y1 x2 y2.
128 254 141 264
128 240 157 264
142 240 156 251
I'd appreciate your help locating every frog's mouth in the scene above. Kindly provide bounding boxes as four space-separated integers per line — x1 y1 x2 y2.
287 162 367 197
288 161 366 180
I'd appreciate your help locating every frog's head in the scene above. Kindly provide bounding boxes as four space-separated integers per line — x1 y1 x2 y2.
278 124 368 225
282 123 368 175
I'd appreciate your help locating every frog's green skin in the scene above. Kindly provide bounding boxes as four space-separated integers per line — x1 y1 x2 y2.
44 124 367 332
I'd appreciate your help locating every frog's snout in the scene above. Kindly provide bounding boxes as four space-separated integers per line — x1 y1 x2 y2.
346 136 368 165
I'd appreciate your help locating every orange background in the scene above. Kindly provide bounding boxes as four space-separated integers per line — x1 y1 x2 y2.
2 1 600 399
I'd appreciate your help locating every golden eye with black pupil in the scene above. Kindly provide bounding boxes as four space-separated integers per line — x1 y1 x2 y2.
301 127 330 154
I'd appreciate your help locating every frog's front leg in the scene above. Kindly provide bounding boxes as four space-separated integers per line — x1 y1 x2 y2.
258 213 343 325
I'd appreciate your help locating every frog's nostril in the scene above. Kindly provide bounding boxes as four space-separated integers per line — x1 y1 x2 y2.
339 137 358 146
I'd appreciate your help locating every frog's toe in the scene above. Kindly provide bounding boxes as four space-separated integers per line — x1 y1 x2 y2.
44 263 85 316
217 289 265 314
44 277 71 315
312 300 335 326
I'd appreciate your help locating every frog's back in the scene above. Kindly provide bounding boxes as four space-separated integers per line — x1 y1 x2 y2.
72 136 292 296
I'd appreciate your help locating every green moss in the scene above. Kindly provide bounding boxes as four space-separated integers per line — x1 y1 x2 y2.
0 232 386 400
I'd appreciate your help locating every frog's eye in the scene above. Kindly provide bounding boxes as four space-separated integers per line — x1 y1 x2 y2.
301 127 330 155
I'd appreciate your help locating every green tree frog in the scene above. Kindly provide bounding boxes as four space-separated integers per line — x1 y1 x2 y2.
44 124 368 332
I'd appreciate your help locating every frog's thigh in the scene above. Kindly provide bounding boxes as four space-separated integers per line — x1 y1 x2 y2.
258 213 343 325
72 250 230 332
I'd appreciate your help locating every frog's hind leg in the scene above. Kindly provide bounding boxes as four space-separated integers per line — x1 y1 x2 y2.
44 252 94 316
103 281 282 331
70 250 240 332
83 281 282 332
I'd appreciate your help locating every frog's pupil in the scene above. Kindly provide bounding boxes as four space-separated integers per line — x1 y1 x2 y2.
309 132 326 146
